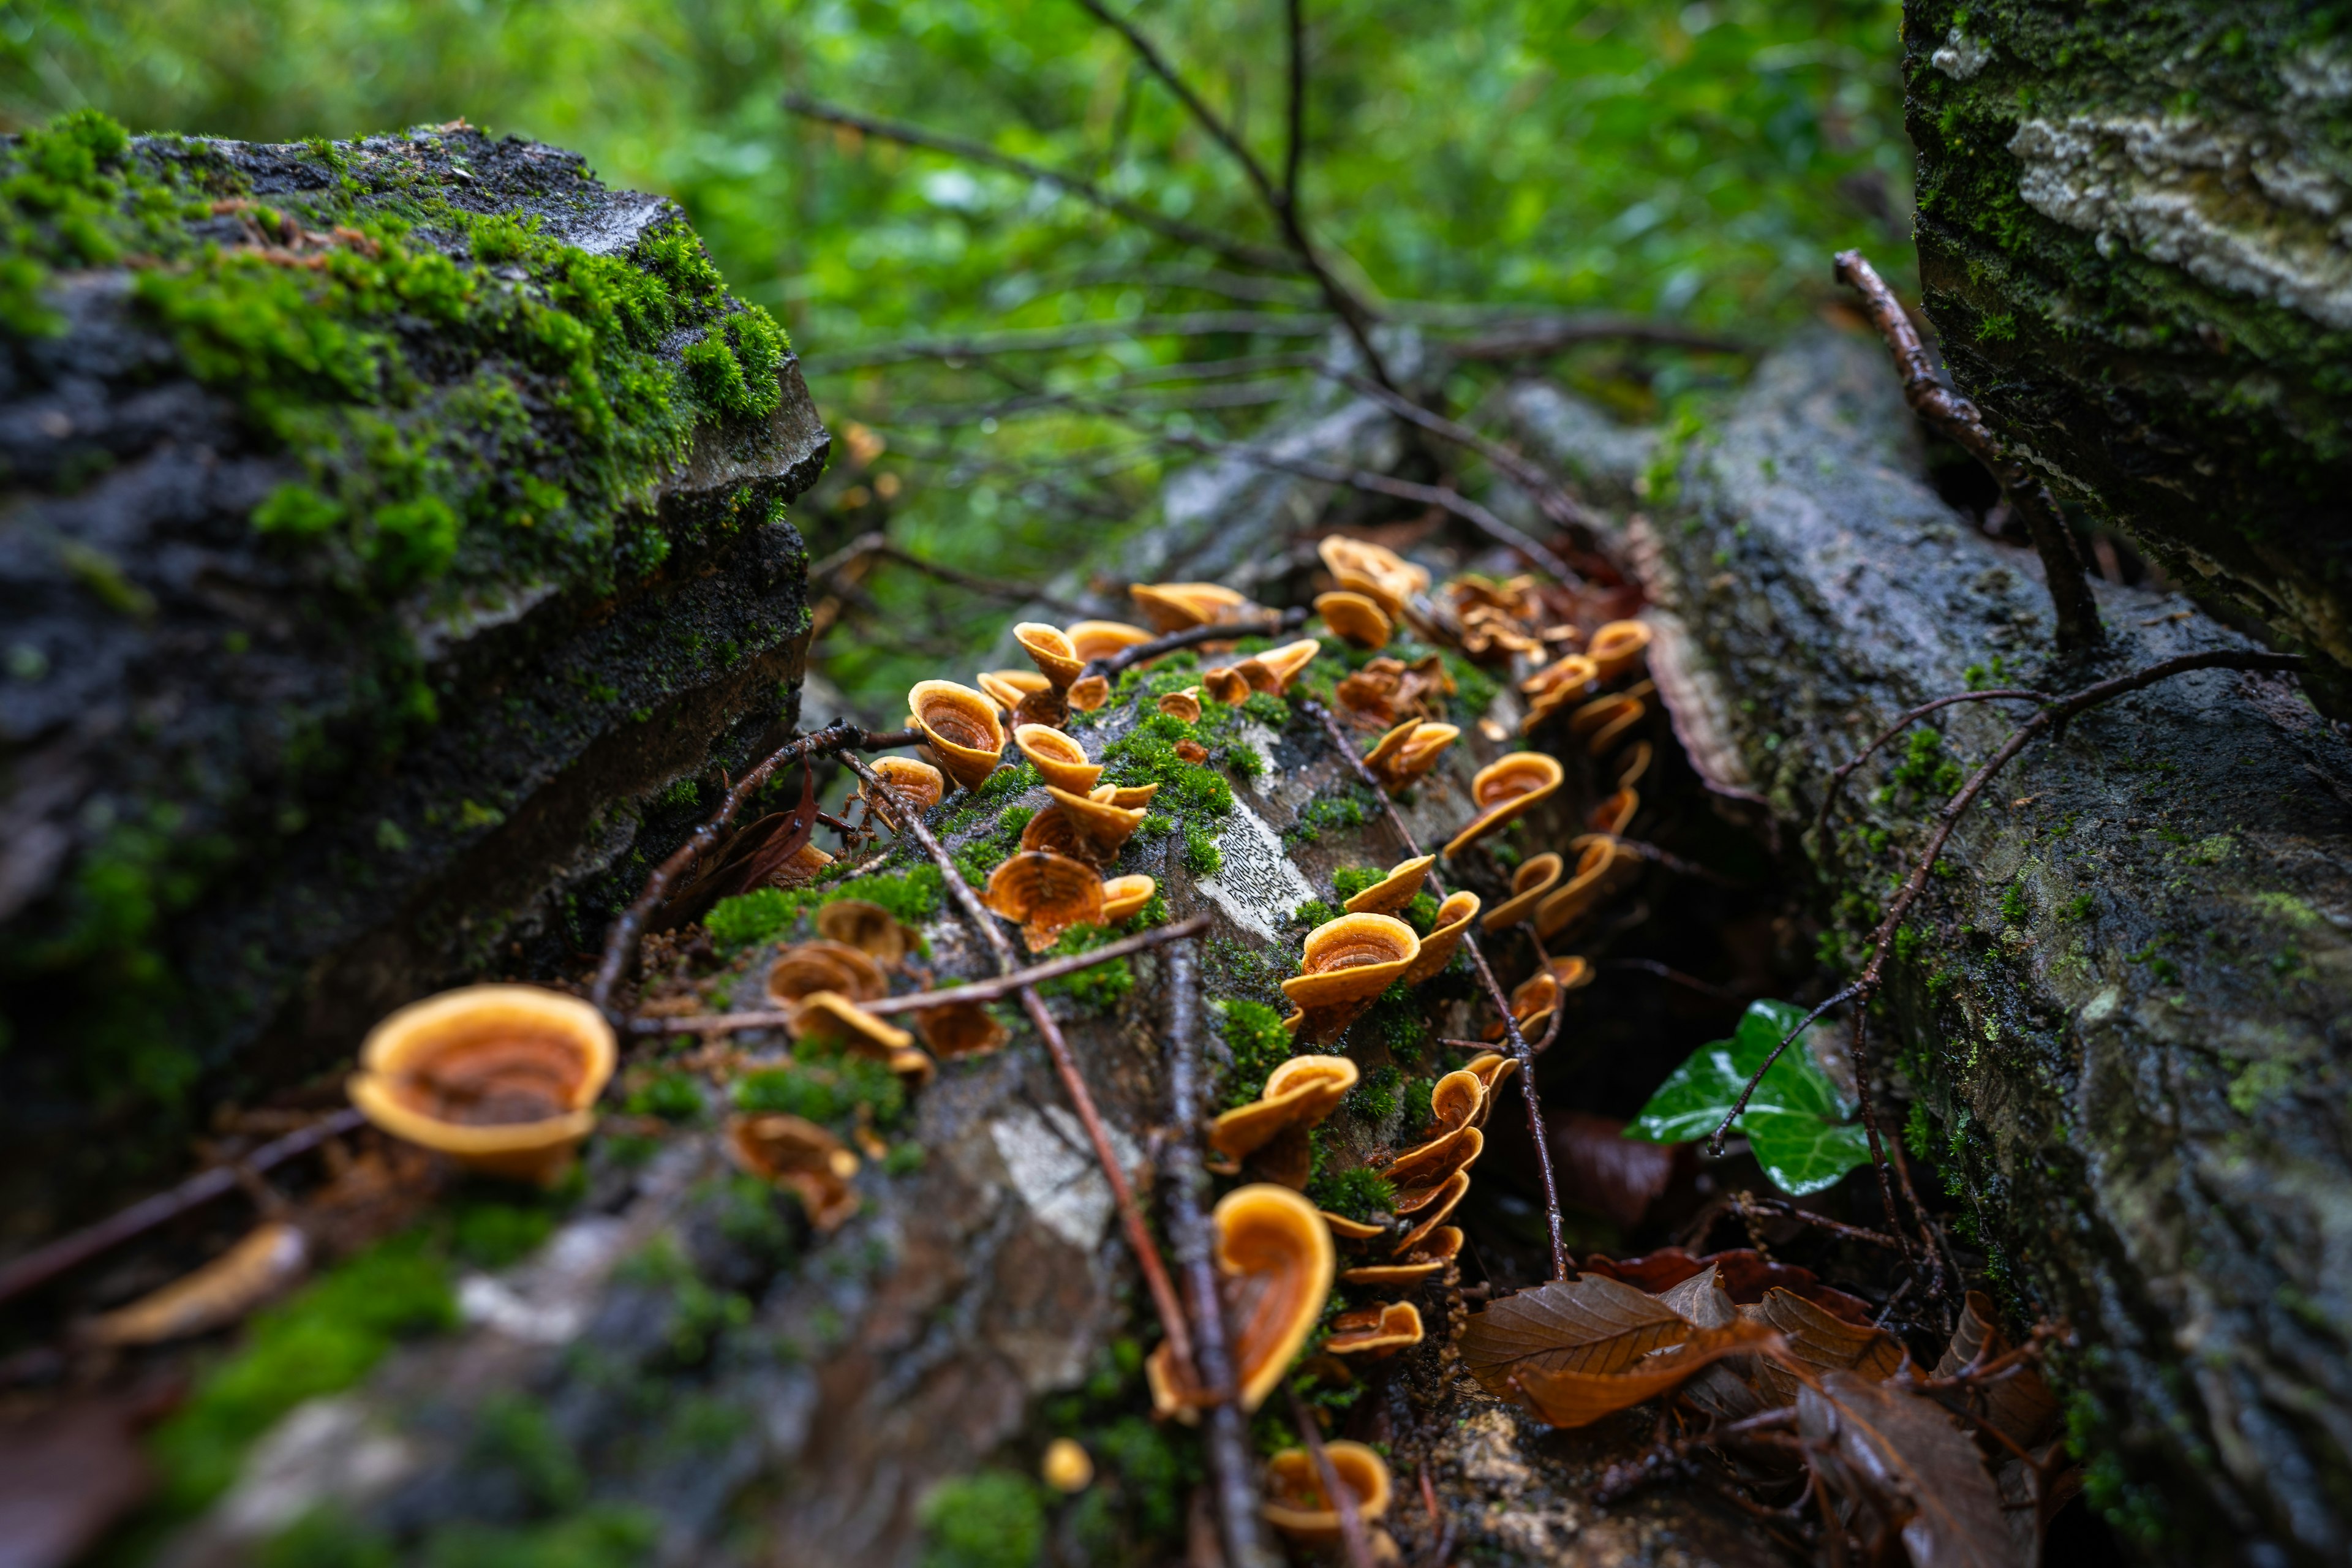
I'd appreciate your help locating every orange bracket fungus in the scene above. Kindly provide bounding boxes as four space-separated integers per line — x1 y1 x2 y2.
1318 535 1428 618
1360 718 1458 793
766 940 889 1012
349 985 616 1185
1462 1053 1519 1125
1534 834 1640 938
1014 723 1104 794
1042 784 1146 862
1131 580 1250 633
1568 690 1647 755
1324 1300 1425 1359
1281 913 1420 1042
983 850 1107 951
727 1112 862 1232
1341 854 1436 916
1066 619 1153 662
1479 851 1564 931
1392 1170 1471 1253
910 999 1010 1060
1588 785 1639 835
1157 686 1204 722
976 668 1052 719
790 990 936 1084
1101 782 1160 810
1441 752 1564 857
82 1221 311 1347
1064 673 1111 712
1341 1225 1461 1287
1521 650 1598 703
1423 1067 1487 1137
1150 1183 1333 1418
1383 1125 1485 1206
1199 665 1251 705
1263 1441 1394 1548
863 756 946 820
1319 1210 1390 1243
1237 638 1322 696
815 900 918 971
1615 739 1654 790
1587 617 1654 682
1014 621 1086 691
1400 890 1480 984
1207 1054 1360 1188
1100 873 1157 924
1313 589 1393 650
1040 1437 1095 1493
908 679 1007 791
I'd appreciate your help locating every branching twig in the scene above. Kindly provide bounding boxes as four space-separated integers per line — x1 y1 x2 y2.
1599 957 1744 1002
1732 1193 1905 1252
1834 251 2104 653
1308 702 1569 1278
1335 371 1600 539
838 752 1197 1381
1441 314 1750 360
1812 688 2050 846
1081 606 1312 682
782 92 1296 274
800 311 1333 373
809 530 1091 619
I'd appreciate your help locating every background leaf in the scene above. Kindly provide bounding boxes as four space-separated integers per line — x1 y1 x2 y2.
1625 998 1870 1196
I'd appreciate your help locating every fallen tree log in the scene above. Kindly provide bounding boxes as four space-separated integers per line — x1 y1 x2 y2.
1642 330 2352 1566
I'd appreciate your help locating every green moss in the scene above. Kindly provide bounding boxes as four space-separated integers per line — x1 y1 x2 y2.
1347 1063 1402 1121
625 1069 705 1121
704 864 946 949
1292 899 1342 930
1216 997 1294 1107
451 1198 560 1268
1036 922 1136 1012
1100 714 1235 816
1285 787 1373 846
1400 1076 1435 1136
919 1472 1045 1568
1182 820 1222 878
733 1053 906 1131
418 1507 658 1568
1306 1164 1397 1223
1331 865 1386 903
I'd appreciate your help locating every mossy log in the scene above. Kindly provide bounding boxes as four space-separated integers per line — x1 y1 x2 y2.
1901 1 2352 706
1643 330 2352 1566
0 121 824 1239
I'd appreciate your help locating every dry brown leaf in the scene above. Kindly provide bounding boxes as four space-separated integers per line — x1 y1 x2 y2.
1685 1286 1905 1420
1936 1290 2062 1452
1457 1273 1692 1398
1510 1317 1784 1430
1654 1262 1735 1329
1798 1370 2018 1568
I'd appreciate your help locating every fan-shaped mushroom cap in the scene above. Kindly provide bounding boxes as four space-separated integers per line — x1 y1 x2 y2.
1318 537 1429 617
865 756 946 818
1397 891 1479 985
1101 873 1156 923
1043 785 1146 861
1218 1185 1336 1411
984 850 1107 951
1238 638 1322 696
1461 1052 1518 1128
727 1112 862 1232
1521 651 1598 701
1360 717 1457 793
1588 785 1639 835
1101 782 1161 809
909 680 1007 791
349 985 616 1185
1066 619 1154 662
1588 618 1653 682
1014 622 1086 691
1423 1068 1487 1136
1208 1055 1360 1168
1343 1226 1461 1286
1360 719 1422 783
976 668 1052 718
1320 1210 1391 1242
1157 687 1204 722
1615 739 1654 790
813 901 914 970
1384 1125 1485 1204
1264 1441 1394 1544
1014 723 1102 794
1392 1170 1471 1253
1534 833 1638 938
1131 581 1250 633
1479 852 1564 931
83 1221 311 1347
912 1000 1010 1060
1065 673 1110 712
1314 590 1392 650
1017 804 1085 860
766 941 889 1012
791 992 936 1085
1324 1301 1425 1359
1341 854 1436 916
1442 752 1565 857
1280 914 1421 1042
1041 1437 1094 1493
1568 690 1646 755
1200 665 1250 704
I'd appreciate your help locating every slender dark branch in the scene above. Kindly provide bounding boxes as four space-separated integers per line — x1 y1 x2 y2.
1166 942 1278 1568
783 92 1296 274
1070 0 1396 390
628 916 1212 1033
1281 0 1307 208
1835 250 2104 653
1599 957 1744 1002
1813 688 2051 846
1441 314 1751 360
809 530 1090 619
1835 1012 1912 1262
837 752 1197 1380
1733 1193 1905 1252
1289 1388 1379 1568
1081 606 1313 681
0 1107 366 1305
1335 371 1600 538
1705 985 1863 1156
1308 702 1568 1278
590 720 919 1014
800 311 1333 373
1616 839 1749 888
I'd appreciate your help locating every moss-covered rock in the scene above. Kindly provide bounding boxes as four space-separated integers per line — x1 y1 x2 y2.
0 114 826 1231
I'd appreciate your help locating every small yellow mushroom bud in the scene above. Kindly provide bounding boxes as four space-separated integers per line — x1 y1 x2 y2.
1041 1437 1094 1493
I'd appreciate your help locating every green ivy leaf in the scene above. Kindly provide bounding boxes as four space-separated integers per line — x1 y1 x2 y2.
1625 1000 1869 1196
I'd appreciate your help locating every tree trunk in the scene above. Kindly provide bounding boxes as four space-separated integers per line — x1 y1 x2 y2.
1640 329 2352 1567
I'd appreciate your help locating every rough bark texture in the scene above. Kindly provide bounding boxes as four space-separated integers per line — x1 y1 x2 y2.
1645 330 2352 1567
1902 0 2352 706
0 127 825 1237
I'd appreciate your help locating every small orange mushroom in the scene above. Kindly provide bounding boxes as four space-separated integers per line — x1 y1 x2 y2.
1383 1125 1484 1205
728 1112 862 1231
1521 650 1598 701
1587 618 1653 682
1479 852 1564 931
1362 718 1459 793
1066 619 1154 662
814 900 916 971
1101 782 1161 810
1569 691 1646 755
1400 891 1480 984
911 1000 1010 1060
1320 1210 1391 1242
1014 622 1086 691
82 1221 310 1346
1019 803 1086 860
1324 1300 1425 1359
864 756 946 818
983 851 1107 951
1208 1055 1360 1188
1042 785 1146 861
1131 581 1250 633
1314 590 1392 650
790 990 935 1085
349 985 616 1185
1341 854 1436 916
1263 1441 1394 1545
910 679 1007 791
1343 1225 1461 1286
1065 673 1110 712
1392 1169 1471 1253
1461 1053 1518 1127
1041 1437 1095 1493
1200 665 1250 705
976 668 1052 719
1441 752 1565 857
1212 1185 1335 1410
1281 913 1420 1042
1157 686 1204 722
1317 536 1429 617
766 940 889 1012
1014 723 1102 794
1533 834 1640 938
1101 873 1156 923
1615 739 1654 790
1237 638 1322 696
1588 785 1639 835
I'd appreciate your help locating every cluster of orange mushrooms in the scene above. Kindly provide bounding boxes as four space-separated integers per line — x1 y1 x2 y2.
336 533 1656 1551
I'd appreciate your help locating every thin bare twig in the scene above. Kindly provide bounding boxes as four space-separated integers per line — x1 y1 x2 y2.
1834 250 2105 653
628 916 1212 1033
782 92 1295 274
1290 1387 1379 1568
1282 0 1307 209
1599 957 1744 1002
1812 688 2050 846
809 530 1091 619
1441 314 1751 359
1335 371 1601 539
1308 702 1569 1279
837 752 1197 1381
799 311 1333 373
1081 606 1313 682
1732 1193 1905 1252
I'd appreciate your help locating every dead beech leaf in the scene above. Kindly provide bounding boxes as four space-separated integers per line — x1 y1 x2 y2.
1798 1370 2015 1568
1936 1290 2061 1452
1510 1317 1784 1430
1457 1274 1691 1399
1654 1262 1735 1329
1684 1286 1905 1421
1580 1245 1874 1322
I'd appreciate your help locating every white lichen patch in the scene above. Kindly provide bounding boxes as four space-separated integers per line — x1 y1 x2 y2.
2008 115 2352 328
989 1103 1142 1252
1931 26 1992 80
1199 798 1317 941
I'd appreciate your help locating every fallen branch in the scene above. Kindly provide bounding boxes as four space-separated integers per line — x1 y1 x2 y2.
1335 370 1602 538
625 915 1213 1033
838 752 1198 1382
1834 250 2105 653
808 530 1091 619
